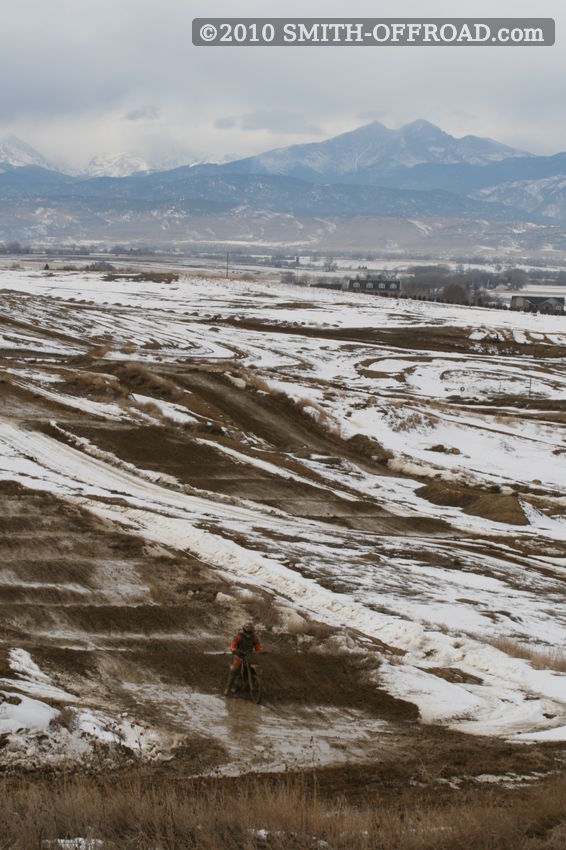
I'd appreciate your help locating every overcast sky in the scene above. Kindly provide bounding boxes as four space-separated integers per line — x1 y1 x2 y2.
0 0 563 169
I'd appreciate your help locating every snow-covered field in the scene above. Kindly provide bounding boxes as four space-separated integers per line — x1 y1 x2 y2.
1 268 565 774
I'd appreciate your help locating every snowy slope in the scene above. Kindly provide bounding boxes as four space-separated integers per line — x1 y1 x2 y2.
0 134 55 171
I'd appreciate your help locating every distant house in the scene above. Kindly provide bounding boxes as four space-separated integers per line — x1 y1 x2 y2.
348 278 401 296
510 295 564 315
311 281 343 291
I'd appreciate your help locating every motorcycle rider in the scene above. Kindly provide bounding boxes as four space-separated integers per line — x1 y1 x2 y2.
224 622 262 696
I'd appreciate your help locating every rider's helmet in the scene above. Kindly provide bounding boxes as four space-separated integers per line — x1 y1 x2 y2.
242 622 254 634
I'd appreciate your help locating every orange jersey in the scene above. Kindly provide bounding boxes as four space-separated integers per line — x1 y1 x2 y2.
230 631 262 654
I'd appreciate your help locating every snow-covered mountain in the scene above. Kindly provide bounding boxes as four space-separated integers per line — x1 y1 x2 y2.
84 153 155 178
220 119 530 183
0 135 56 171
474 175 566 221
83 152 199 178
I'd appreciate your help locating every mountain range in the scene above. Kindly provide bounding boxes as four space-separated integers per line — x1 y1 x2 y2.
217 119 529 181
2 121 566 250
0 136 198 178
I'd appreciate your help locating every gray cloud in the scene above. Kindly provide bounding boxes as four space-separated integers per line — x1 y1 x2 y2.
215 117 239 130
216 111 324 135
124 106 160 122
240 110 324 135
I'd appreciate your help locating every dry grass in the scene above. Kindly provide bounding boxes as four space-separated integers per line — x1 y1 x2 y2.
487 635 566 673
294 396 342 438
245 596 283 630
118 362 185 401
240 369 272 395
84 344 113 360
134 399 164 419
384 405 435 433
63 371 126 399
48 704 76 732
1 770 566 849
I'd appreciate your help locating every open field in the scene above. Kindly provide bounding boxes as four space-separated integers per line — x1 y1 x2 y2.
1 268 566 846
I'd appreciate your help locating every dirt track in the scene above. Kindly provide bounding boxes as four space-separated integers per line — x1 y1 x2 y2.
1 270 566 806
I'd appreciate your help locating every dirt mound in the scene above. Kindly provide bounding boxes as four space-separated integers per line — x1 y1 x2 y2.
468 494 527 525
418 481 528 525
346 433 393 464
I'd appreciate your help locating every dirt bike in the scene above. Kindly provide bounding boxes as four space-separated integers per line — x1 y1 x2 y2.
226 651 261 703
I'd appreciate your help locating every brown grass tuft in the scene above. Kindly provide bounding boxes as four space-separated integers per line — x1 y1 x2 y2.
385 405 435 433
487 635 566 673
135 400 164 419
63 371 126 399
49 704 76 732
240 369 272 395
84 344 113 359
294 396 342 438
118 363 185 401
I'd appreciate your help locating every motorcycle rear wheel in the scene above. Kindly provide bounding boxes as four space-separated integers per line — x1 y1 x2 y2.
248 665 261 704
